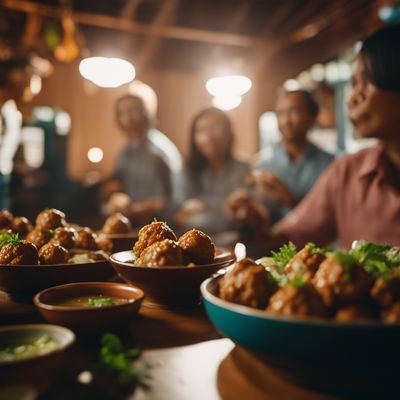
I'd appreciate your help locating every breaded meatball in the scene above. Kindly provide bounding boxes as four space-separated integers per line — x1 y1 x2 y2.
219 258 274 309
266 284 326 317
370 269 400 308
178 229 215 265
311 255 373 310
95 235 113 253
10 217 33 238
75 227 98 250
49 227 77 249
0 240 39 265
136 239 183 267
133 221 176 256
284 246 325 282
102 213 132 234
335 305 375 322
35 208 66 231
0 210 13 229
26 228 52 249
381 303 400 323
39 243 70 265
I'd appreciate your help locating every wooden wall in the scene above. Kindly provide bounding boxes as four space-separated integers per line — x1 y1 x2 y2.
30 61 262 181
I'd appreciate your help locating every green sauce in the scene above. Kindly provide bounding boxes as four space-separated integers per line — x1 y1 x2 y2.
0 334 60 362
52 295 132 308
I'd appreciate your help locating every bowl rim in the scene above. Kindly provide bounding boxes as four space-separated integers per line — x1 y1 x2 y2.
0 323 75 364
110 248 235 270
200 273 400 329
33 281 145 312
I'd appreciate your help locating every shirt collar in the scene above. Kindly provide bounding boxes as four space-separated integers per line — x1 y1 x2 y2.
357 144 385 178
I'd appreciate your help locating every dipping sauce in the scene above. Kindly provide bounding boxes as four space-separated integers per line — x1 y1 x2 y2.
0 334 60 362
52 295 133 308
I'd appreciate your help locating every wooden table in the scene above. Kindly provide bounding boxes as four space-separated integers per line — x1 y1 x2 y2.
0 291 346 400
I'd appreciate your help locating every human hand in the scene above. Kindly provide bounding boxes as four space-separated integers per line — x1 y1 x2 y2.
250 170 295 207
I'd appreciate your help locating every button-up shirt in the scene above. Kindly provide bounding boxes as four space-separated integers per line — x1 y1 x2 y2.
255 141 334 222
276 145 400 249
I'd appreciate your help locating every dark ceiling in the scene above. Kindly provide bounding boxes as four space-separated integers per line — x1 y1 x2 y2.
0 0 384 79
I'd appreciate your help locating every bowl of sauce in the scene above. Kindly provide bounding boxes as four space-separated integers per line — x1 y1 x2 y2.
34 282 144 334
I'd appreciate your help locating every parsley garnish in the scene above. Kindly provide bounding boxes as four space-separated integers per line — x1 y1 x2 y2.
271 242 297 267
306 242 327 255
0 230 20 247
88 296 116 307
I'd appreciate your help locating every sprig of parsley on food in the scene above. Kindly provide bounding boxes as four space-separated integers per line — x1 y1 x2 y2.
306 242 327 255
0 231 20 248
94 333 148 390
271 242 297 267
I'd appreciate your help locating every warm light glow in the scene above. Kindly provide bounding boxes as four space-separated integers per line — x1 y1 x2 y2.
79 57 135 88
310 64 325 82
87 147 103 163
30 75 42 95
283 79 300 91
55 111 71 136
206 75 252 97
212 95 242 111
129 80 158 118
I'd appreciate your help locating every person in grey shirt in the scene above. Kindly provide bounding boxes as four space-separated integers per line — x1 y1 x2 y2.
175 107 251 233
227 89 334 227
104 94 172 225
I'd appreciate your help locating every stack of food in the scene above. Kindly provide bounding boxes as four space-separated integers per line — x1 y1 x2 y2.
218 241 400 322
0 209 113 266
132 221 215 267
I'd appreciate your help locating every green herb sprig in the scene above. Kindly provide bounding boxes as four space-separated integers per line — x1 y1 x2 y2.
88 296 116 307
0 231 20 248
306 242 327 255
271 242 297 267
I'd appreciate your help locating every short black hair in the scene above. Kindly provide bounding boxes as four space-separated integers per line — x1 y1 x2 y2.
277 89 319 117
360 24 400 92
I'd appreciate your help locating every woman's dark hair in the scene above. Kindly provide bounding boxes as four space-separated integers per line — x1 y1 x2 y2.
360 24 400 91
187 107 234 185
277 89 319 117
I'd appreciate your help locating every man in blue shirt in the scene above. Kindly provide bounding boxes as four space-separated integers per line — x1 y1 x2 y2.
251 89 334 223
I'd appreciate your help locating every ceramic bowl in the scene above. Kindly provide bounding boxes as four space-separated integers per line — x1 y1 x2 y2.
201 272 400 396
110 248 235 308
34 282 144 333
0 324 75 390
0 252 115 301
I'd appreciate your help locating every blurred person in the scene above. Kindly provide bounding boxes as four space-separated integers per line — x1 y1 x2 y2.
227 24 400 253
104 94 173 225
175 107 255 233
248 89 334 223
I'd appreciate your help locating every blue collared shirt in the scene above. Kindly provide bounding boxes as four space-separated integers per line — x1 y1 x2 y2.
254 141 334 222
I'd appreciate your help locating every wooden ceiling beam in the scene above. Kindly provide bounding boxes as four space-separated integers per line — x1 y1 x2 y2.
1 0 256 48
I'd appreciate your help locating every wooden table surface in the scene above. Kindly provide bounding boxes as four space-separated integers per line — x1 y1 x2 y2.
0 291 347 400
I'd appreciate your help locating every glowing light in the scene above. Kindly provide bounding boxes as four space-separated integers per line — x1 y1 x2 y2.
87 147 103 163
30 75 42 95
129 80 158 119
206 75 252 97
283 79 300 91
212 95 242 111
310 64 325 82
55 111 71 136
325 62 340 83
79 57 135 88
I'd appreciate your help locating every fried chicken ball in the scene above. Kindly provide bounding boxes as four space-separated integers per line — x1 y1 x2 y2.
311 256 373 310
95 235 113 253
266 284 326 317
335 305 375 322
38 243 70 265
284 246 326 282
0 240 39 265
136 239 183 267
10 217 33 238
178 229 215 265
381 303 400 323
75 227 98 250
26 228 52 249
49 227 77 249
35 208 66 231
370 269 400 308
102 213 132 234
219 258 275 309
0 210 13 229
133 221 176 256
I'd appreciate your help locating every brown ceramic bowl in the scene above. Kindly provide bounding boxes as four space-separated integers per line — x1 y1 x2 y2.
97 230 139 253
34 282 144 333
0 324 75 390
110 248 235 309
0 251 115 301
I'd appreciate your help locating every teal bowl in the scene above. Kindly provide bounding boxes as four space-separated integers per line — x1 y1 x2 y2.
201 272 400 396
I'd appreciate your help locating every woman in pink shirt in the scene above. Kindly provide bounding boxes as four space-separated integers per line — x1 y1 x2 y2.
228 24 400 251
